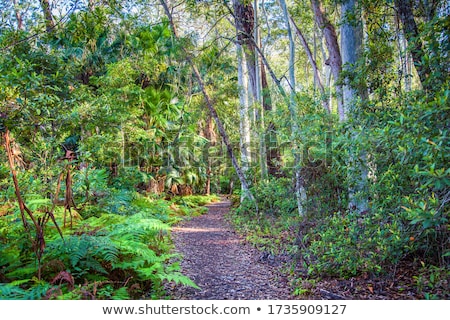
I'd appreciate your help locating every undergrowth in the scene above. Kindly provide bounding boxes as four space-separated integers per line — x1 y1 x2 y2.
231 190 449 299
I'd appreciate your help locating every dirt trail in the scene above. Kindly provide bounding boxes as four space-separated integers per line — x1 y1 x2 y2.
166 198 294 300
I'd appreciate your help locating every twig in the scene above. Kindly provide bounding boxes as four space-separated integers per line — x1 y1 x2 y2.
319 288 348 300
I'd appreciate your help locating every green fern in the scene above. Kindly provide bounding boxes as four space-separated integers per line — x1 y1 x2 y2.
45 234 119 277
5 266 37 280
161 272 200 289
1 190 201 299
0 279 52 300
112 287 130 300
0 283 27 299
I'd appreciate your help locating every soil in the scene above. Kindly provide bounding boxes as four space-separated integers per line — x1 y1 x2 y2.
165 198 449 300
165 198 295 300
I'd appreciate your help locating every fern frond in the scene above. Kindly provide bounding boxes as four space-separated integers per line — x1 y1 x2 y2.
136 262 163 279
161 272 200 289
45 234 119 277
0 280 52 300
0 283 27 299
6 266 37 279
112 287 130 300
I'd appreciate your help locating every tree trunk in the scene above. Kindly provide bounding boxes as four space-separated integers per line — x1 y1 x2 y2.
289 15 330 114
254 0 268 179
203 114 215 195
159 0 258 210
396 20 413 92
12 0 23 30
233 0 268 179
279 0 307 217
40 0 55 33
310 0 344 120
261 63 283 177
394 0 431 90
225 3 289 181
341 0 369 213
236 35 252 199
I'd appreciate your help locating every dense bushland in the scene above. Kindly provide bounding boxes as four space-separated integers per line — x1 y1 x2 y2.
231 86 449 299
1 0 448 301
0 177 217 299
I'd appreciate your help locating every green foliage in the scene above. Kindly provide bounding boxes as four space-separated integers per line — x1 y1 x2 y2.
230 178 299 255
413 264 449 299
298 86 449 279
0 191 203 299
172 194 220 208
1 0 448 301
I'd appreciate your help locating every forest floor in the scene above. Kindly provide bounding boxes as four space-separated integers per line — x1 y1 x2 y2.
164 197 295 300
165 197 448 300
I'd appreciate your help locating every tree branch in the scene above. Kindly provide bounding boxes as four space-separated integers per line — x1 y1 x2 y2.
159 0 258 211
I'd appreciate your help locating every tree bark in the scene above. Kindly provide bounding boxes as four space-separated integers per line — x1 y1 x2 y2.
235 32 252 199
261 63 283 177
203 114 215 195
341 0 369 214
233 0 257 103
233 0 268 179
12 0 24 30
40 0 55 33
159 0 258 210
225 0 292 180
279 0 307 217
394 0 431 90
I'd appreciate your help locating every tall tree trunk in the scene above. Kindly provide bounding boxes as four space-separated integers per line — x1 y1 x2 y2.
341 0 369 213
12 0 24 30
233 0 257 103
310 0 344 120
397 20 413 92
254 0 268 179
279 0 307 217
159 0 258 210
394 0 431 90
289 15 330 114
233 0 268 179
262 63 283 176
40 0 54 33
236 33 252 199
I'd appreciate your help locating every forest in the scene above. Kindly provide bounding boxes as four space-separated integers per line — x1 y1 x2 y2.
0 0 448 300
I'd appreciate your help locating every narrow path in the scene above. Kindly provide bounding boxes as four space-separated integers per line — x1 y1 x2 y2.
166 198 294 300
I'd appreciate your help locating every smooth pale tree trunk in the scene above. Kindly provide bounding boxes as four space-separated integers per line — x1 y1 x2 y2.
226 0 279 177
230 2 298 152
341 0 369 213
310 0 344 120
232 0 256 113
159 0 258 210
279 0 307 217
397 24 412 92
